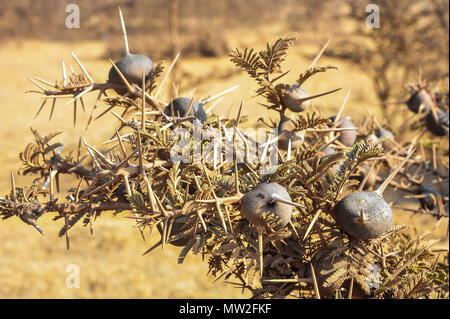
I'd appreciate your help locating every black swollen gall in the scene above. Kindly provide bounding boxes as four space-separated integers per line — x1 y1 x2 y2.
107 8 154 95
156 215 195 247
406 89 433 114
277 117 305 151
240 182 305 276
375 128 395 151
330 115 357 147
333 149 414 240
425 109 449 137
163 97 208 123
418 185 439 210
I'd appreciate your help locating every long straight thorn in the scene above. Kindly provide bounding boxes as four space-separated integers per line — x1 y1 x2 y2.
28 77 47 92
184 96 196 118
270 193 306 208
257 226 264 277
359 160 377 192
141 72 146 130
205 97 223 114
65 85 93 105
86 144 114 168
49 98 56 121
108 58 133 91
116 128 128 159
71 52 94 84
286 138 292 161
65 215 70 250
49 169 56 201
310 263 321 299
34 99 47 119
376 147 415 195
33 77 56 88
111 111 127 124
81 137 101 169
73 100 77 127
298 88 342 104
10 171 16 203
307 38 331 70
86 90 104 128
62 61 67 86
335 88 351 123
201 85 239 105
235 101 243 127
154 52 181 99
118 7 130 55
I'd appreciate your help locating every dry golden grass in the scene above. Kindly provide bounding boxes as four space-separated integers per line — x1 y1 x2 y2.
0 34 447 298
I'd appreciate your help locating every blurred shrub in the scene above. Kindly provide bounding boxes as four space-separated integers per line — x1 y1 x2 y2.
0 0 448 98
0 0 290 59
325 0 449 104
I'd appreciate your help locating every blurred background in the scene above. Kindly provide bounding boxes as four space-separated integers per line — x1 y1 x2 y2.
0 0 448 298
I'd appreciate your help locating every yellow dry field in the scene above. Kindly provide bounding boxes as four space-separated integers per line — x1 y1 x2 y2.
0 33 447 298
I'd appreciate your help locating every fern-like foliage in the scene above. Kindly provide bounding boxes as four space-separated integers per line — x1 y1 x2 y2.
258 34 297 79
229 48 263 80
58 210 87 237
129 190 147 214
391 273 434 298
329 138 384 201
230 34 297 83
292 112 332 130
297 65 337 86
230 34 340 112
146 62 164 94
103 96 138 109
